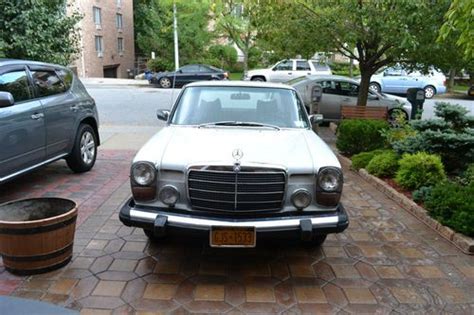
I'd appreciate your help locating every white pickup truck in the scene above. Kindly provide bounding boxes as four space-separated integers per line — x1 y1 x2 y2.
243 59 332 82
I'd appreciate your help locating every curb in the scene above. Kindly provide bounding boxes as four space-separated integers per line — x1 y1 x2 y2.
337 152 474 255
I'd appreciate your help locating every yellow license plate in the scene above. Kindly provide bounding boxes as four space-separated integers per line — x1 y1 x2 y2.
210 226 256 247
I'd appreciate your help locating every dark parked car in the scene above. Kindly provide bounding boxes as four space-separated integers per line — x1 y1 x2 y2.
149 64 228 88
0 59 100 184
468 85 474 98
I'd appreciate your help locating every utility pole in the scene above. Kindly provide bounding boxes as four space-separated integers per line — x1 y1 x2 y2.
173 1 179 70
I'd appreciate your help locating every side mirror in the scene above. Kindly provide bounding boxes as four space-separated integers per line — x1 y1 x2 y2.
157 109 170 121
311 84 323 103
309 114 324 125
0 92 14 108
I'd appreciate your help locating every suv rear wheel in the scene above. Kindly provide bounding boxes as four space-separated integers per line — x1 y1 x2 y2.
251 76 266 82
66 124 98 173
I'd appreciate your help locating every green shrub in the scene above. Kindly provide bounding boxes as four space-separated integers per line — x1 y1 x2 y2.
412 186 433 203
351 149 385 170
207 45 238 70
366 151 399 177
393 103 474 173
395 152 446 190
147 58 172 72
463 164 474 184
424 181 474 237
336 119 389 155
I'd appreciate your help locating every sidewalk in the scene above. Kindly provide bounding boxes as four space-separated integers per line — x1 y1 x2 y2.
81 77 149 87
0 128 472 313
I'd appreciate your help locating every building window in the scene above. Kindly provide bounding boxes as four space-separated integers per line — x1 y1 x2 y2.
116 13 123 30
93 7 101 26
117 38 124 54
95 36 103 57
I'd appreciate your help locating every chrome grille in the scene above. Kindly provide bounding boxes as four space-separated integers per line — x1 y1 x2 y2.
188 167 286 212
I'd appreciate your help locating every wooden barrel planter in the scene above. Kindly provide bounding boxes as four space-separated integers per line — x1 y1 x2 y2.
0 198 77 275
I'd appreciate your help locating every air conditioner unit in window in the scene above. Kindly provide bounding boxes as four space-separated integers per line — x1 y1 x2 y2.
95 24 102 30
97 52 103 58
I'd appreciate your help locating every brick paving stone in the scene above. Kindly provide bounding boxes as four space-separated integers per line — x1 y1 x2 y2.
390 287 426 304
92 280 126 296
295 286 327 303
374 266 404 279
245 285 275 303
194 284 225 301
109 259 137 272
122 241 147 252
48 278 78 295
343 288 377 304
331 265 361 279
414 265 446 278
143 283 177 300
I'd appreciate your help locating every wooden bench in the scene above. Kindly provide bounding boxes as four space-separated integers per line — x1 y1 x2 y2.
341 105 388 120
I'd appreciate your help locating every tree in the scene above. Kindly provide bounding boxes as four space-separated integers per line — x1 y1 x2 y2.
439 0 474 60
0 0 81 65
297 0 449 106
135 0 213 69
212 0 261 72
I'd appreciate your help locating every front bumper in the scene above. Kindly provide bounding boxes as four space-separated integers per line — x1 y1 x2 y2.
119 198 349 238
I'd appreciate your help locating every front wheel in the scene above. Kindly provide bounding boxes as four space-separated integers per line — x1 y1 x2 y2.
66 124 98 173
424 85 436 99
159 77 172 88
369 82 381 93
251 76 265 82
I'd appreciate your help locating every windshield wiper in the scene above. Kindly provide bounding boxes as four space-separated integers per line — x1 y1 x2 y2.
198 121 280 130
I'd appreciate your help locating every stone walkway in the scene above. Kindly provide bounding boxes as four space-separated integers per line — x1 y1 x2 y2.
0 134 473 314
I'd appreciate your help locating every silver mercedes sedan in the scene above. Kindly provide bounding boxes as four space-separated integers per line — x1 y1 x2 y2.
119 81 348 247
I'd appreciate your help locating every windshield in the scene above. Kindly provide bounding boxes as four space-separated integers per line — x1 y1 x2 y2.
170 86 310 128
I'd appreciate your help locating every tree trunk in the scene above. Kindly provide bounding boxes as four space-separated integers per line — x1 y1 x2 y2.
349 58 353 77
243 50 249 72
357 66 372 106
447 68 455 93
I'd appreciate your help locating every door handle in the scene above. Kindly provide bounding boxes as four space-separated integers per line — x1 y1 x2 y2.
288 72 293 75
31 113 44 120
342 98 350 102
307 72 311 75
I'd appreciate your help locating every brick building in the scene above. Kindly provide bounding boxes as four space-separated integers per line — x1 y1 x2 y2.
69 0 135 78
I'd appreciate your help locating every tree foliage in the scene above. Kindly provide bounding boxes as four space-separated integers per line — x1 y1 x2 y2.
439 0 474 60
135 0 213 69
211 0 261 71
0 0 81 65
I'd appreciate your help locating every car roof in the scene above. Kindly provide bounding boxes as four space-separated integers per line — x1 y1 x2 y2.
0 58 66 69
305 74 358 83
186 80 295 90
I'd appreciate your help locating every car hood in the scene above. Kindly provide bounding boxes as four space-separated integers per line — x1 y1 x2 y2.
381 93 407 103
133 126 340 174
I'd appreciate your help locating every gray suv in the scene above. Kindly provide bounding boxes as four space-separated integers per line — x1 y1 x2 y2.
0 59 100 183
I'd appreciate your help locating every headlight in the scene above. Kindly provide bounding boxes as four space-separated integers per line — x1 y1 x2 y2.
317 167 343 192
159 185 179 206
131 162 156 186
291 189 312 209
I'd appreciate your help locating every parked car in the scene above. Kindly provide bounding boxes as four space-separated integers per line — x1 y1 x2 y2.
287 75 412 122
368 66 446 99
468 85 474 98
0 59 100 184
149 64 228 88
242 59 332 82
119 81 348 247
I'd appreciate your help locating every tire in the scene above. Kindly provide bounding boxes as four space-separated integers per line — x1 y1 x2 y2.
159 77 172 88
66 124 98 173
388 108 409 126
369 82 381 93
424 85 436 99
251 76 266 82
143 229 166 242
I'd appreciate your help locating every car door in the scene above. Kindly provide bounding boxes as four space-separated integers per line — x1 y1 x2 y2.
381 68 406 93
268 60 294 82
0 66 45 180
198 65 214 80
318 80 344 120
294 60 312 78
29 66 76 159
177 65 200 86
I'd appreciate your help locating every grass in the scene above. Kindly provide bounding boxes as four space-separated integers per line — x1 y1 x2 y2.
229 72 243 80
453 84 469 93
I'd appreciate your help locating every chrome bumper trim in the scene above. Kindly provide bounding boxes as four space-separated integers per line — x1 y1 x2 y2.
129 209 339 230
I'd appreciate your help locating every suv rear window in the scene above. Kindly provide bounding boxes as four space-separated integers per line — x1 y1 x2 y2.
311 62 330 71
57 69 73 90
31 70 67 97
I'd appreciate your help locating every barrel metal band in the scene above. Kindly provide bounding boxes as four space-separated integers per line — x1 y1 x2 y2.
0 216 76 235
1 243 73 262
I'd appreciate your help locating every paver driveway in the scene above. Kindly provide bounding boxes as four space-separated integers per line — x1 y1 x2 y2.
0 130 473 314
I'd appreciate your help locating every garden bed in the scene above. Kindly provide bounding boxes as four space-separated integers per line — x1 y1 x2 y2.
337 152 474 254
